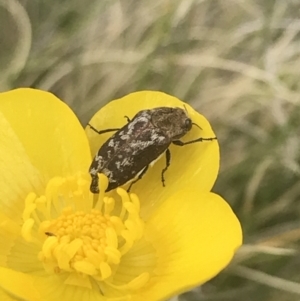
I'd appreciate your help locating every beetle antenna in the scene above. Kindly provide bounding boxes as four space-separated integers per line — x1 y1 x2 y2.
183 105 202 129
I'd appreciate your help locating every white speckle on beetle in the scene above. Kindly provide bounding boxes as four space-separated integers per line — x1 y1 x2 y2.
108 140 115 147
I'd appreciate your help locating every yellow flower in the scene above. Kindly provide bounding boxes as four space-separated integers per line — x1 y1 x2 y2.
0 89 242 301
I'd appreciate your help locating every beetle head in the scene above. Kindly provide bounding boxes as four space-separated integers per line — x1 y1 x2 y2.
151 107 192 140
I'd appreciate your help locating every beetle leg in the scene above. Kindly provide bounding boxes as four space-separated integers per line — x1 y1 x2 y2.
90 175 100 193
172 136 217 146
161 149 171 187
88 124 120 135
124 116 131 123
88 115 132 135
127 165 149 192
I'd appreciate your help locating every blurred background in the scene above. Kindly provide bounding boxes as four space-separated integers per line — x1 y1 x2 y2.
1 0 300 300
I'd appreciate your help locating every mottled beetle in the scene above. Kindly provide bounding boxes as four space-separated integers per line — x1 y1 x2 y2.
88 107 217 193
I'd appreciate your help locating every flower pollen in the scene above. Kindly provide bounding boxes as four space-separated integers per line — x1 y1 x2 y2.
20 173 156 294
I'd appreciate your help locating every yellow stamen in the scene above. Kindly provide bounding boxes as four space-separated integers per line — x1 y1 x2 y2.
20 173 156 295
21 218 34 242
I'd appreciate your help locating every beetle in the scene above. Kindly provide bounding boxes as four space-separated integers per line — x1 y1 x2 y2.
88 107 217 193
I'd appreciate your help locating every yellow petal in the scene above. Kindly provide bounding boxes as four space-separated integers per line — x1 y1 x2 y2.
0 213 22 266
0 268 114 301
86 91 219 215
134 191 242 301
0 109 43 222
0 267 40 301
0 288 16 301
30 274 120 301
0 88 91 180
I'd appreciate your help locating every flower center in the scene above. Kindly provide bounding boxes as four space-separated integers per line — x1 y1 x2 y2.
21 173 156 294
